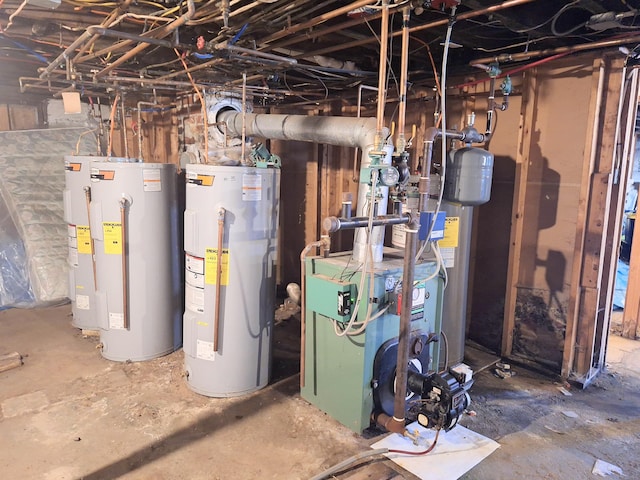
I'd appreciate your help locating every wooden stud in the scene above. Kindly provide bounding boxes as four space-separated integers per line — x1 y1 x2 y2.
501 68 538 357
562 58 605 377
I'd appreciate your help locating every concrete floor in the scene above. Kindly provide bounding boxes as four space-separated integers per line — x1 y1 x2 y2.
1 305 639 479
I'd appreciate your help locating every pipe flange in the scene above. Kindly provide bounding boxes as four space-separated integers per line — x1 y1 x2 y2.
206 94 251 148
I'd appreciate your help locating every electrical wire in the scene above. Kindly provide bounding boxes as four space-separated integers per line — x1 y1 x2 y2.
411 35 441 97
333 169 379 337
415 6 455 262
550 0 588 37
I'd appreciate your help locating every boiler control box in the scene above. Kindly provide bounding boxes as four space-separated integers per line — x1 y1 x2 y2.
305 273 357 321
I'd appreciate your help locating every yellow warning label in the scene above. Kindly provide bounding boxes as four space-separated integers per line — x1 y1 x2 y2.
439 216 460 248
187 174 214 186
103 222 123 255
205 248 230 285
76 226 92 255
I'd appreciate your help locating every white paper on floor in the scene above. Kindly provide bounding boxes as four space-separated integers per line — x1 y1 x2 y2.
371 422 500 480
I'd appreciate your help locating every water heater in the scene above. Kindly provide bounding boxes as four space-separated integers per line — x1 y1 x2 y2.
183 164 280 397
90 159 182 362
63 155 99 330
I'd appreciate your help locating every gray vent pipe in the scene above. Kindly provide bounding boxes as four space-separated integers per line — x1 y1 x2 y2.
217 110 392 262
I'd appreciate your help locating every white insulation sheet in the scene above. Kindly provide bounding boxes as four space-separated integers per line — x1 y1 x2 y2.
0 127 97 307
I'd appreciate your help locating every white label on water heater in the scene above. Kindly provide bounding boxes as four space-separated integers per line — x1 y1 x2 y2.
440 247 455 268
185 283 205 313
109 312 125 330
242 174 262 201
143 169 162 192
68 247 79 267
185 253 205 275
68 224 77 238
196 339 216 361
76 294 90 310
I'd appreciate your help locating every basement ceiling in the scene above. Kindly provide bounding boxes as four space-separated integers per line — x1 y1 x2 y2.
1 0 640 105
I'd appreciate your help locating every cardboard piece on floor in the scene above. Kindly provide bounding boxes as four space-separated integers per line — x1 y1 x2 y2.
371 422 500 480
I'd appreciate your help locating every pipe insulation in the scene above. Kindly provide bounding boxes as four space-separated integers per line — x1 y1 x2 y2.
217 111 391 262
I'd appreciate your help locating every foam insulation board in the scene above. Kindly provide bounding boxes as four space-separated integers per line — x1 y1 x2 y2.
0 127 98 306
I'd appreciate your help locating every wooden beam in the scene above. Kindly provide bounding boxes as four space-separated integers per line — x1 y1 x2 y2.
0 352 23 373
562 58 605 378
501 68 538 357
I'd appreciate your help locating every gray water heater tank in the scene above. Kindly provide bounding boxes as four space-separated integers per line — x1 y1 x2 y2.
63 155 99 330
183 164 280 397
444 146 494 206
90 159 182 362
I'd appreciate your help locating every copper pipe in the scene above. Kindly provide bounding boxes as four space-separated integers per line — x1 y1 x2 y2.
214 208 226 352
84 186 97 291
471 34 640 65
375 1 390 148
94 0 195 78
260 0 374 45
120 198 129 330
300 0 537 59
397 6 410 153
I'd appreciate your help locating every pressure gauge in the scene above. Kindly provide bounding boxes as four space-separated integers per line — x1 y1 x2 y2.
379 166 400 186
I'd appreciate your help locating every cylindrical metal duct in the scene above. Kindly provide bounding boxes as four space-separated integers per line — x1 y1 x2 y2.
90 159 182 361
183 164 280 397
63 155 99 330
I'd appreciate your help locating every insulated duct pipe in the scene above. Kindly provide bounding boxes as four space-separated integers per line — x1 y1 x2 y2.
216 111 391 262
